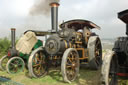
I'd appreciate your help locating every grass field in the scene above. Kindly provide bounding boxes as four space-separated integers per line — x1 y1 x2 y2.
0 66 101 85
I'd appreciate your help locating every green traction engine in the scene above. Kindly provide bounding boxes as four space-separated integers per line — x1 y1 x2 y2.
0 28 43 74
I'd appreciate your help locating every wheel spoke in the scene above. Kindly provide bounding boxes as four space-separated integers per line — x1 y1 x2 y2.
33 58 36 63
35 54 40 61
68 57 72 62
33 64 40 67
66 65 72 68
96 60 100 66
37 66 41 75
10 62 15 65
96 40 100 47
40 52 43 60
71 53 75 61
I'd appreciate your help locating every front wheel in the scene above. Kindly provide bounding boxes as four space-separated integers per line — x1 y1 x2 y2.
28 47 48 78
61 48 80 83
6 57 25 74
101 50 118 85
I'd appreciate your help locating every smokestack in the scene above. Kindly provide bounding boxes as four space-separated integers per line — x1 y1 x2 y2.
50 2 59 32
11 28 16 48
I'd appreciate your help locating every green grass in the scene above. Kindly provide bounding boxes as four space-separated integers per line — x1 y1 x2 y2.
0 38 11 58
0 67 101 85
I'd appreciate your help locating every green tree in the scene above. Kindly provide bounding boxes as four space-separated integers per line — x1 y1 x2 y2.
0 38 11 57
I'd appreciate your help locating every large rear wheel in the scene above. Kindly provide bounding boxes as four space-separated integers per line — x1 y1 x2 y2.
61 48 79 83
88 36 102 70
28 47 48 78
0 55 8 71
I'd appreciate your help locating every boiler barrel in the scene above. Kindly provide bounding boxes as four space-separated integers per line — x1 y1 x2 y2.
45 36 72 55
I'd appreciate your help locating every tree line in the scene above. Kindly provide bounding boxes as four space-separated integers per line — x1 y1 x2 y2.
0 38 11 58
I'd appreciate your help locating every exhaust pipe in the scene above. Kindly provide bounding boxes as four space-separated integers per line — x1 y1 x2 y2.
8 28 18 57
11 28 16 48
50 2 59 32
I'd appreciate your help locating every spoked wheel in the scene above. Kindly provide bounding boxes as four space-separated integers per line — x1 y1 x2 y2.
101 50 118 85
61 48 79 83
6 57 25 74
28 47 48 78
0 55 8 71
88 36 102 70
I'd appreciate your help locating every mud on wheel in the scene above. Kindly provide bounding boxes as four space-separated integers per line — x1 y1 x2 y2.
61 48 80 83
28 47 48 78
6 57 25 74
88 36 102 70
0 55 8 71
101 50 118 85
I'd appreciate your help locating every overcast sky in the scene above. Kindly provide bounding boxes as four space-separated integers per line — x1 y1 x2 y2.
0 0 128 39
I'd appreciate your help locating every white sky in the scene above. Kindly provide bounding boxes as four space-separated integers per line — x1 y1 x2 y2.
0 0 128 38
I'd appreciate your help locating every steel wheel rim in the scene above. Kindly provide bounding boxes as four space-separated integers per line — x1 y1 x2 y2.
95 38 102 67
8 57 24 74
32 50 47 77
109 55 118 85
66 50 79 81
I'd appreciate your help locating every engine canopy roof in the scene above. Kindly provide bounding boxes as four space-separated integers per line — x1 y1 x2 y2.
60 19 100 31
118 9 128 24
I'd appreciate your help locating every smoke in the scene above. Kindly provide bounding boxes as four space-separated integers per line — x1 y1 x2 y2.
30 0 60 16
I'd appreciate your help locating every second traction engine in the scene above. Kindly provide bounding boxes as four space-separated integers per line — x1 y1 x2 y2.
101 9 128 85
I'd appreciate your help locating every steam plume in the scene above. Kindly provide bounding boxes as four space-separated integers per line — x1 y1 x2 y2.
30 0 60 16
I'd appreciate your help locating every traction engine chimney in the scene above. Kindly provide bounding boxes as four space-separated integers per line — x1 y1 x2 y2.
50 2 59 32
11 28 16 48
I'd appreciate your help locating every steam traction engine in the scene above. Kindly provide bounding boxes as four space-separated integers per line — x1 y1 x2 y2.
0 28 43 74
101 9 128 85
27 2 102 83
